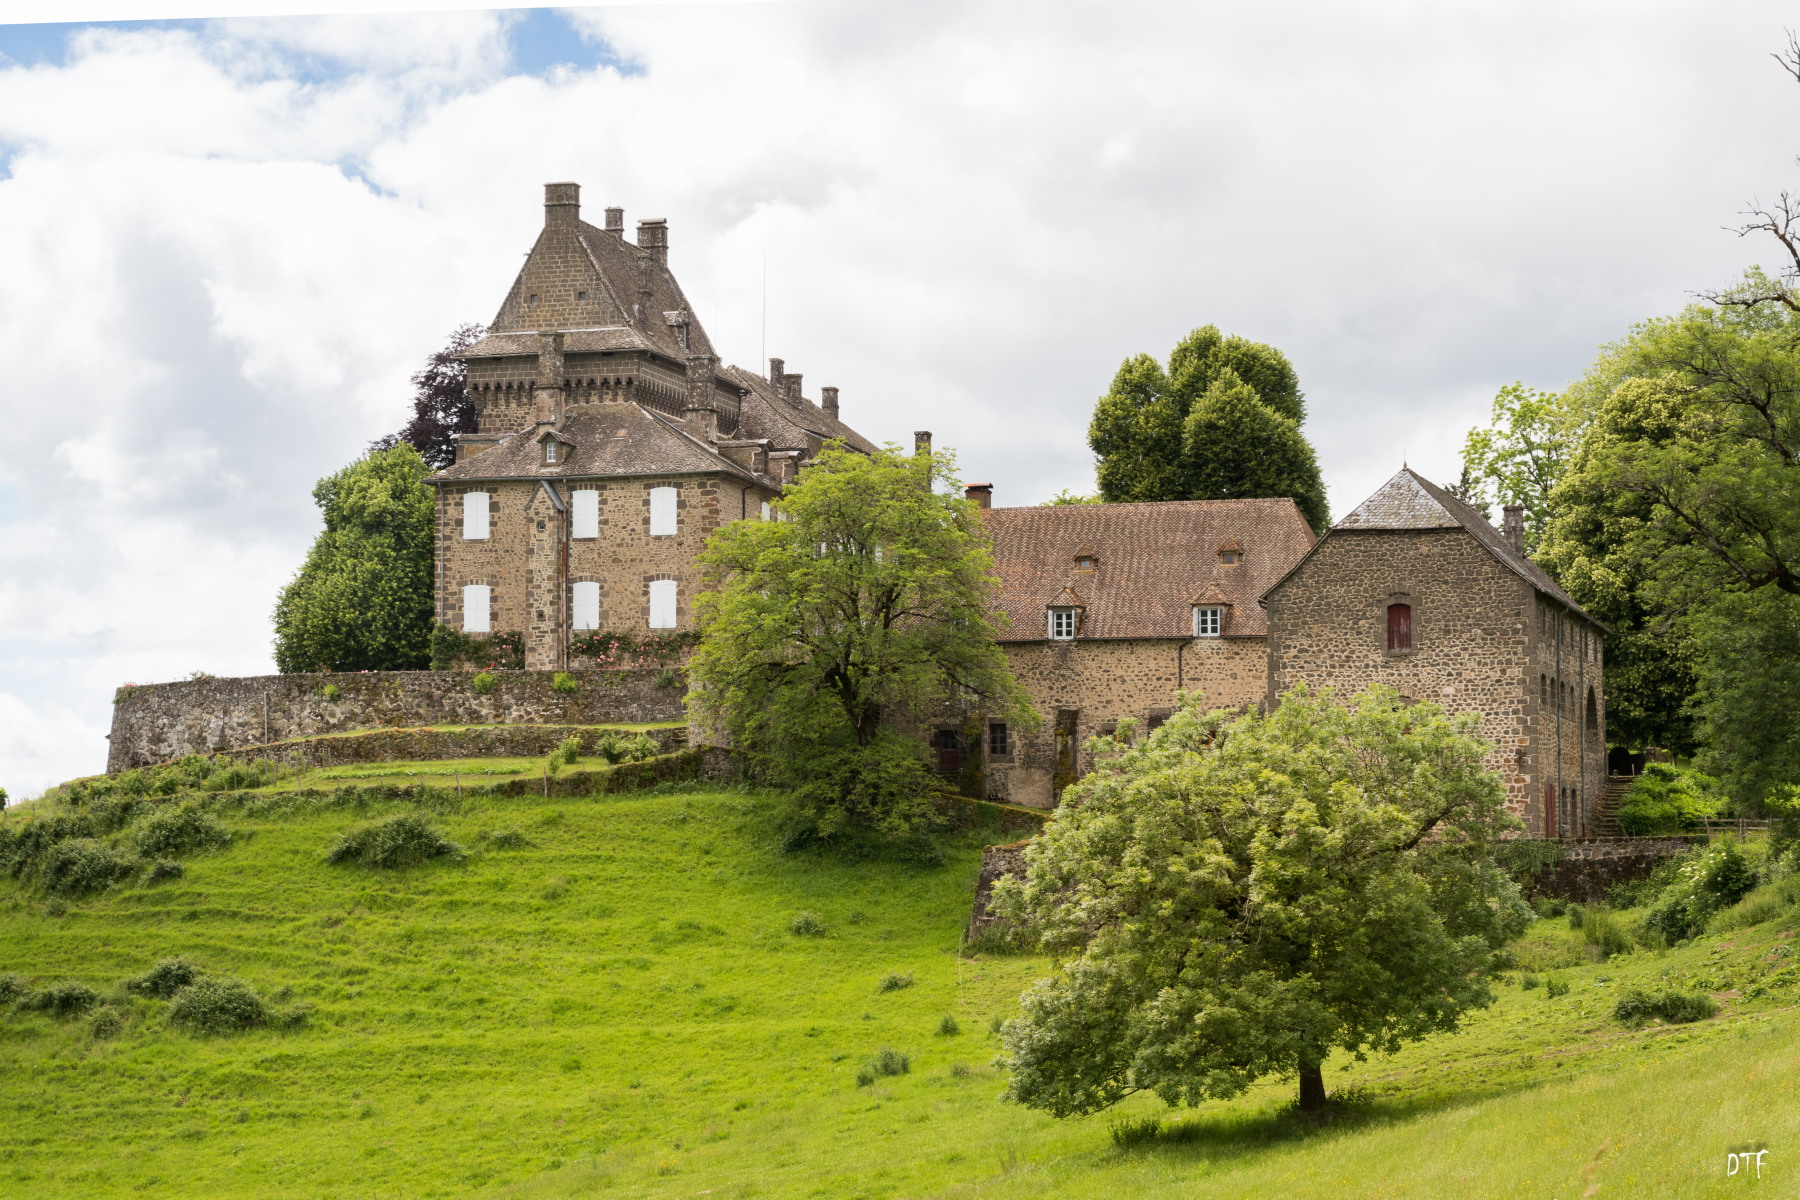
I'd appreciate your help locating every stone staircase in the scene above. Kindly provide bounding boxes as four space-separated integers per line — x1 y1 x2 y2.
1592 774 1634 837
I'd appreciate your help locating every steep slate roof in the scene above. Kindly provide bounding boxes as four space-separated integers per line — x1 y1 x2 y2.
1269 467 1603 625
431 403 775 488
724 365 879 455
982 499 1316 641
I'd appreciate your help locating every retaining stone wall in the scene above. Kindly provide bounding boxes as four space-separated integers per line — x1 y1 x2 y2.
107 669 687 772
1528 836 1701 902
220 724 687 772
968 842 1031 936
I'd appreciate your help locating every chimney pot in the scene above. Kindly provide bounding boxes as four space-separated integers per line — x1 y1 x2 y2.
1502 504 1526 555
604 206 624 234
821 386 839 418
914 430 932 457
544 181 580 227
965 483 992 509
637 217 668 264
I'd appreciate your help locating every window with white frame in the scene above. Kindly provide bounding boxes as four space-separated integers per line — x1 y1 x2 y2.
1048 607 1077 640
760 500 770 521
572 581 601 631
572 489 599 539
1193 606 1222 637
649 486 678 536
648 579 678 628
462 491 490 540
544 440 558 464
462 584 491 633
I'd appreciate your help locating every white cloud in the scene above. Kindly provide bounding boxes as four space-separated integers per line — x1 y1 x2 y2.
1 0 1798 791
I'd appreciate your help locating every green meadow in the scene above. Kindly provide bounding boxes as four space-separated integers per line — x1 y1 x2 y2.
2 782 1797 1199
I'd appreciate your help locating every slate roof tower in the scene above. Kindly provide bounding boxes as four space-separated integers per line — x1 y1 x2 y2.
431 183 878 669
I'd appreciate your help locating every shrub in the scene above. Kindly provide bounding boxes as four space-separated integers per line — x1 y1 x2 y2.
1531 895 1567 919
169 977 268 1034
1644 842 1760 944
788 912 828 937
40 838 136 896
1706 886 1792 934
480 828 532 850
472 671 497 695
1566 904 1585 930
962 923 1039 956
146 859 185 882
0 973 25 1004
19 982 100 1018
654 668 678 689
1581 906 1635 959
1110 1115 1163 1148
133 808 231 857
1618 764 1724 835
855 1066 876 1087
325 815 465 869
950 1062 975 1078
90 1006 124 1038
868 1047 909 1076
1520 972 1540 990
877 972 914 993
1545 975 1570 999
936 1014 960 1036
551 672 580 695
1612 988 1717 1026
127 958 200 999
321 683 341 701
557 736 581 765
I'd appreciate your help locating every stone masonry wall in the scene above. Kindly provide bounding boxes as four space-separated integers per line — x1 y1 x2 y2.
107 669 687 772
1266 529 1540 824
986 636 1266 808
1527 837 1699 902
1532 597 1607 838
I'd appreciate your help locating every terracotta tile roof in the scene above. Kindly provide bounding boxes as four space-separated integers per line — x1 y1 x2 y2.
430 404 774 488
723 365 879 455
1332 468 1596 620
982 499 1316 641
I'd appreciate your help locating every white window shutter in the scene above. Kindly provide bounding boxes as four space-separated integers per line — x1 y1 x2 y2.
572 581 601 631
760 500 770 521
462 491 490 540
649 486 677 536
648 579 677 628
462 585 491 633
572 489 599 539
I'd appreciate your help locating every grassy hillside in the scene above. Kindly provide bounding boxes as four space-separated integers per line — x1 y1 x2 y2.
2 782 1797 1199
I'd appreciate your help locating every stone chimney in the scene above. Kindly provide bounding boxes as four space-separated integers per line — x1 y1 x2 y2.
604 206 624 235
768 357 784 386
534 331 566 427
545 182 580 228
914 431 932 457
683 353 720 442
965 483 992 509
1502 504 1525 555
821 386 839 418
637 218 668 265
784 373 802 400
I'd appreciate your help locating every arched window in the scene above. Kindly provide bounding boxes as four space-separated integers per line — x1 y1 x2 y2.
649 486 678 536
1386 603 1413 652
648 579 678 629
1586 687 1600 745
572 581 601 631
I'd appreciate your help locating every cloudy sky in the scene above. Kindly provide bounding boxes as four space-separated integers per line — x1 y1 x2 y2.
0 0 1796 795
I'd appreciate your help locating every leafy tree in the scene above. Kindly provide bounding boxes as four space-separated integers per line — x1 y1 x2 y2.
1686 586 1800 806
1041 490 1101 506
994 685 1526 1114
1089 326 1326 528
1180 369 1328 531
272 444 436 673
1458 383 1575 553
371 323 484 470
687 443 1035 837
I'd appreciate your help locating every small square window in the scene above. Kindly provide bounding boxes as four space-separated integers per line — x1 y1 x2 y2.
1193 606 1222 637
988 722 1010 756
1219 551 1239 565
1074 555 1096 571
1048 608 1077 640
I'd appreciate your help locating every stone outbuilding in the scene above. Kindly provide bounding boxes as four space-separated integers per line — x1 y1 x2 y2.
1261 468 1607 836
430 182 877 669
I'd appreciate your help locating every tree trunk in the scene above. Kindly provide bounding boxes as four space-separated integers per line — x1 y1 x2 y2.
1297 1059 1327 1111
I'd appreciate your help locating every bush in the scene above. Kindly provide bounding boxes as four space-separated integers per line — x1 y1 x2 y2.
936 1014 960 1036
169 976 268 1034
1706 885 1793 934
877 972 914 993
788 912 828 937
1581 906 1635 959
1519 972 1540 990
321 683 341 701
597 732 661 765
133 807 231 857
1532 895 1567 919
0 973 24 1004
962 923 1039 956
855 1065 876 1087
90 1006 124 1039
1618 764 1724 835
40 838 136 896
146 859 185 882
1545 975 1570 999
1644 842 1760 944
19 982 100 1018
1612 987 1717 1026
1110 1115 1163 1148
868 1047 909 1077
480 828 532 850
472 672 496 695
325 815 465 869
551 672 580 695
557 736 581 765
127 958 200 999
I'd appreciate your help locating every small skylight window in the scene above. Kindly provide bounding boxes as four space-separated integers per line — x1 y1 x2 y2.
1219 550 1240 565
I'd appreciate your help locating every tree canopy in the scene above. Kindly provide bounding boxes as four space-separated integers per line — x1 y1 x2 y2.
686 443 1034 836
1088 326 1327 530
272 444 436 673
372 323 484 471
994 685 1526 1114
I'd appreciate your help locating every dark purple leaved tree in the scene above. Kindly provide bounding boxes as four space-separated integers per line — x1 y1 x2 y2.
371 323 485 470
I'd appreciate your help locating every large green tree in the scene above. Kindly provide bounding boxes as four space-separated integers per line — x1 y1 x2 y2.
1458 383 1575 553
994 685 1526 1114
687 443 1035 836
1088 326 1327 530
272 444 436 673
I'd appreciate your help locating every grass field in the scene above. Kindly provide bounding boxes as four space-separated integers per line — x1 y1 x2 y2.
2 783 1797 1199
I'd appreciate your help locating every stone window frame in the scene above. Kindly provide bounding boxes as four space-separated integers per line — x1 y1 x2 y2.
1382 591 1417 656
458 578 498 634
571 488 600 540
570 577 603 632
460 489 491 541
648 482 681 538
987 721 1011 758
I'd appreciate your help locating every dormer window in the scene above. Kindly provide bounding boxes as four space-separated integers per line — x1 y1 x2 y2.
1074 555 1096 572
1048 607 1077 640
1217 539 1243 566
1193 606 1222 637
544 441 558 464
